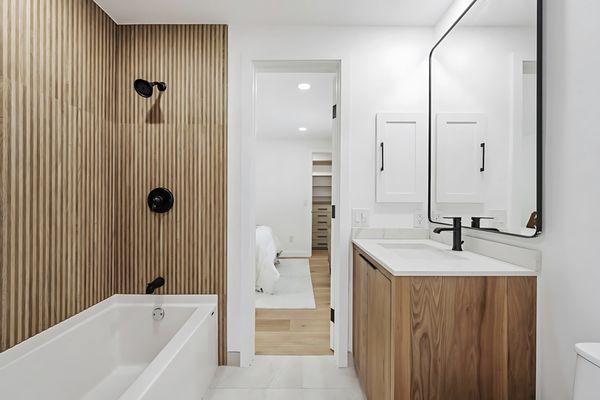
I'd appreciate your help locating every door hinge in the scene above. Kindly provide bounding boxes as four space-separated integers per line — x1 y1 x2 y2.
330 308 335 323
331 205 336 219
332 104 337 119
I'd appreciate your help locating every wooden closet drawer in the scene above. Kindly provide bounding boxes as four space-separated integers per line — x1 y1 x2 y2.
313 205 331 213
313 222 330 230
313 212 330 218
312 216 330 222
313 218 331 226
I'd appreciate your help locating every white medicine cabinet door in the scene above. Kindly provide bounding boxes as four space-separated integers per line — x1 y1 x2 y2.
435 113 486 203
375 113 426 203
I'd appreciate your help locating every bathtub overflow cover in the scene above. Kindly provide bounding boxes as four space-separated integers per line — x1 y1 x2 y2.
152 307 165 321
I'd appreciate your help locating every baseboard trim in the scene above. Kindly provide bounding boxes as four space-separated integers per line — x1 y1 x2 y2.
227 351 241 367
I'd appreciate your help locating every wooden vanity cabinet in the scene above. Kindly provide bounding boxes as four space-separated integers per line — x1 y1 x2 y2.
352 245 537 400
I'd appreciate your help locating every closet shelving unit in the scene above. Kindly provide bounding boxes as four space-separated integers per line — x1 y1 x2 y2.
312 157 332 250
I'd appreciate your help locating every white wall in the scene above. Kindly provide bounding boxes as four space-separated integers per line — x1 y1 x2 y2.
538 0 600 397
255 138 331 257
227 25 433 354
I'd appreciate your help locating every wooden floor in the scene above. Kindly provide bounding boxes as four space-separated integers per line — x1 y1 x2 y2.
255 250 333 355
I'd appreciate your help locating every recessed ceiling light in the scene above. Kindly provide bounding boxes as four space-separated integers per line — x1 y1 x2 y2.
298 127 308 132
297 83 311 91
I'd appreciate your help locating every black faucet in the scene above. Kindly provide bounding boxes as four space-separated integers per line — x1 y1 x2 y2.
433 217 464 251
470 216 501 232
146 277 165 294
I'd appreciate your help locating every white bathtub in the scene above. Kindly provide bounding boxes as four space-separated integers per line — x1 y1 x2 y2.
0 295 218 400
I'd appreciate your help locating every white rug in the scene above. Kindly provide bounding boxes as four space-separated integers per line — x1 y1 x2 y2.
255 258 316 309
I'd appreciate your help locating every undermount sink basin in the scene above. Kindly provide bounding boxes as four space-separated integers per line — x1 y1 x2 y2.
378 243 466 261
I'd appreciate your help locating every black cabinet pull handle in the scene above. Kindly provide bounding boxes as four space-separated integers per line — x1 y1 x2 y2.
480 143 486 172
380 142 385 172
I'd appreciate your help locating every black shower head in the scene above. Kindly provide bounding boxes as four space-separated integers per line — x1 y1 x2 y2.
134 79 167 98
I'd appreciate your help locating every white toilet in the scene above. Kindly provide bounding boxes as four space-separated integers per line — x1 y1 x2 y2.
573 343 600 399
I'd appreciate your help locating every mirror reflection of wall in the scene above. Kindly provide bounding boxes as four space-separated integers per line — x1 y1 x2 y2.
430 0 539 236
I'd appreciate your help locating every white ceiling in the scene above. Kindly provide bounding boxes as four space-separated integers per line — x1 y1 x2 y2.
92 0 455 26
256 73 334 140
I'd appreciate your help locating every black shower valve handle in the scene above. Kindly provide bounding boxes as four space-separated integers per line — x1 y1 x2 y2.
147 188 174 214
151 195 163 209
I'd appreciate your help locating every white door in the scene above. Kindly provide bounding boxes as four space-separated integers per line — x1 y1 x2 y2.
329 102 340 351
436 113 486 203
376 113 427 203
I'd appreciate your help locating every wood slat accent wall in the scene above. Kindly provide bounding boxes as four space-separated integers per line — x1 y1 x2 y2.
114 25 228 363
1 1 228 363
0 0 118 351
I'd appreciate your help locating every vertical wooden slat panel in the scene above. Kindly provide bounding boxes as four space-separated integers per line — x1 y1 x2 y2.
0 0 117 352
114 24 228 364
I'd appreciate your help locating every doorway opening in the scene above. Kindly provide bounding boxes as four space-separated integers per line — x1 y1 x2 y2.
252 62 340 357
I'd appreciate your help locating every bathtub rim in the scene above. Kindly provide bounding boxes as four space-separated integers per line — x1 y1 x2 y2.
0 294 218 370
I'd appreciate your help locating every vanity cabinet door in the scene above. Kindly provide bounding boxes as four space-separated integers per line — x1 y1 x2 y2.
367 264 392 400
376 113 427 203
353 252 369 390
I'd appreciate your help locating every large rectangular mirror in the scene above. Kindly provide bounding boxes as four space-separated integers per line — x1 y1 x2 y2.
429 0 542 237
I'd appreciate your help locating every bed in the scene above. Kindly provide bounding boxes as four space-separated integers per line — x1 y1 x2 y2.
255 226 281 294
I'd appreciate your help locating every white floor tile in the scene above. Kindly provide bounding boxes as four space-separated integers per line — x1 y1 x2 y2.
204 388 303 400
299 389 365 400
207 356 364 399
211 356 302 389
301 356 361 390
204 388 364 400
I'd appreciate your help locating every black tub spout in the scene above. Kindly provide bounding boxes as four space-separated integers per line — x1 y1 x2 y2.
146 277 165 294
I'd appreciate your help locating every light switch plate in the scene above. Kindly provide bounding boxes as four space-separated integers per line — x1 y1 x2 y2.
352 208 370 228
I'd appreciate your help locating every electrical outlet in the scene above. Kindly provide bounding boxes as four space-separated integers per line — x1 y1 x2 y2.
289 236 294 243
352 209 370 228
413 212 428 228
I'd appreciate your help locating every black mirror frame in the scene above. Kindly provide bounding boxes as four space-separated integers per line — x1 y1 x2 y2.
427 0 543 239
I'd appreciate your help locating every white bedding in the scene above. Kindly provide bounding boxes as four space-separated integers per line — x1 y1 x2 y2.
255 226 281 294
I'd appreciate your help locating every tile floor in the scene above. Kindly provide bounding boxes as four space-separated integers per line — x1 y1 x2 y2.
204 356 365 400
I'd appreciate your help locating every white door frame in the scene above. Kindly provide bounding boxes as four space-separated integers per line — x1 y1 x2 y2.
239 57 351 368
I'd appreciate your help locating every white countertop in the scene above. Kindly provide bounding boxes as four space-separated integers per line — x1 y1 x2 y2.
353 239 538 277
